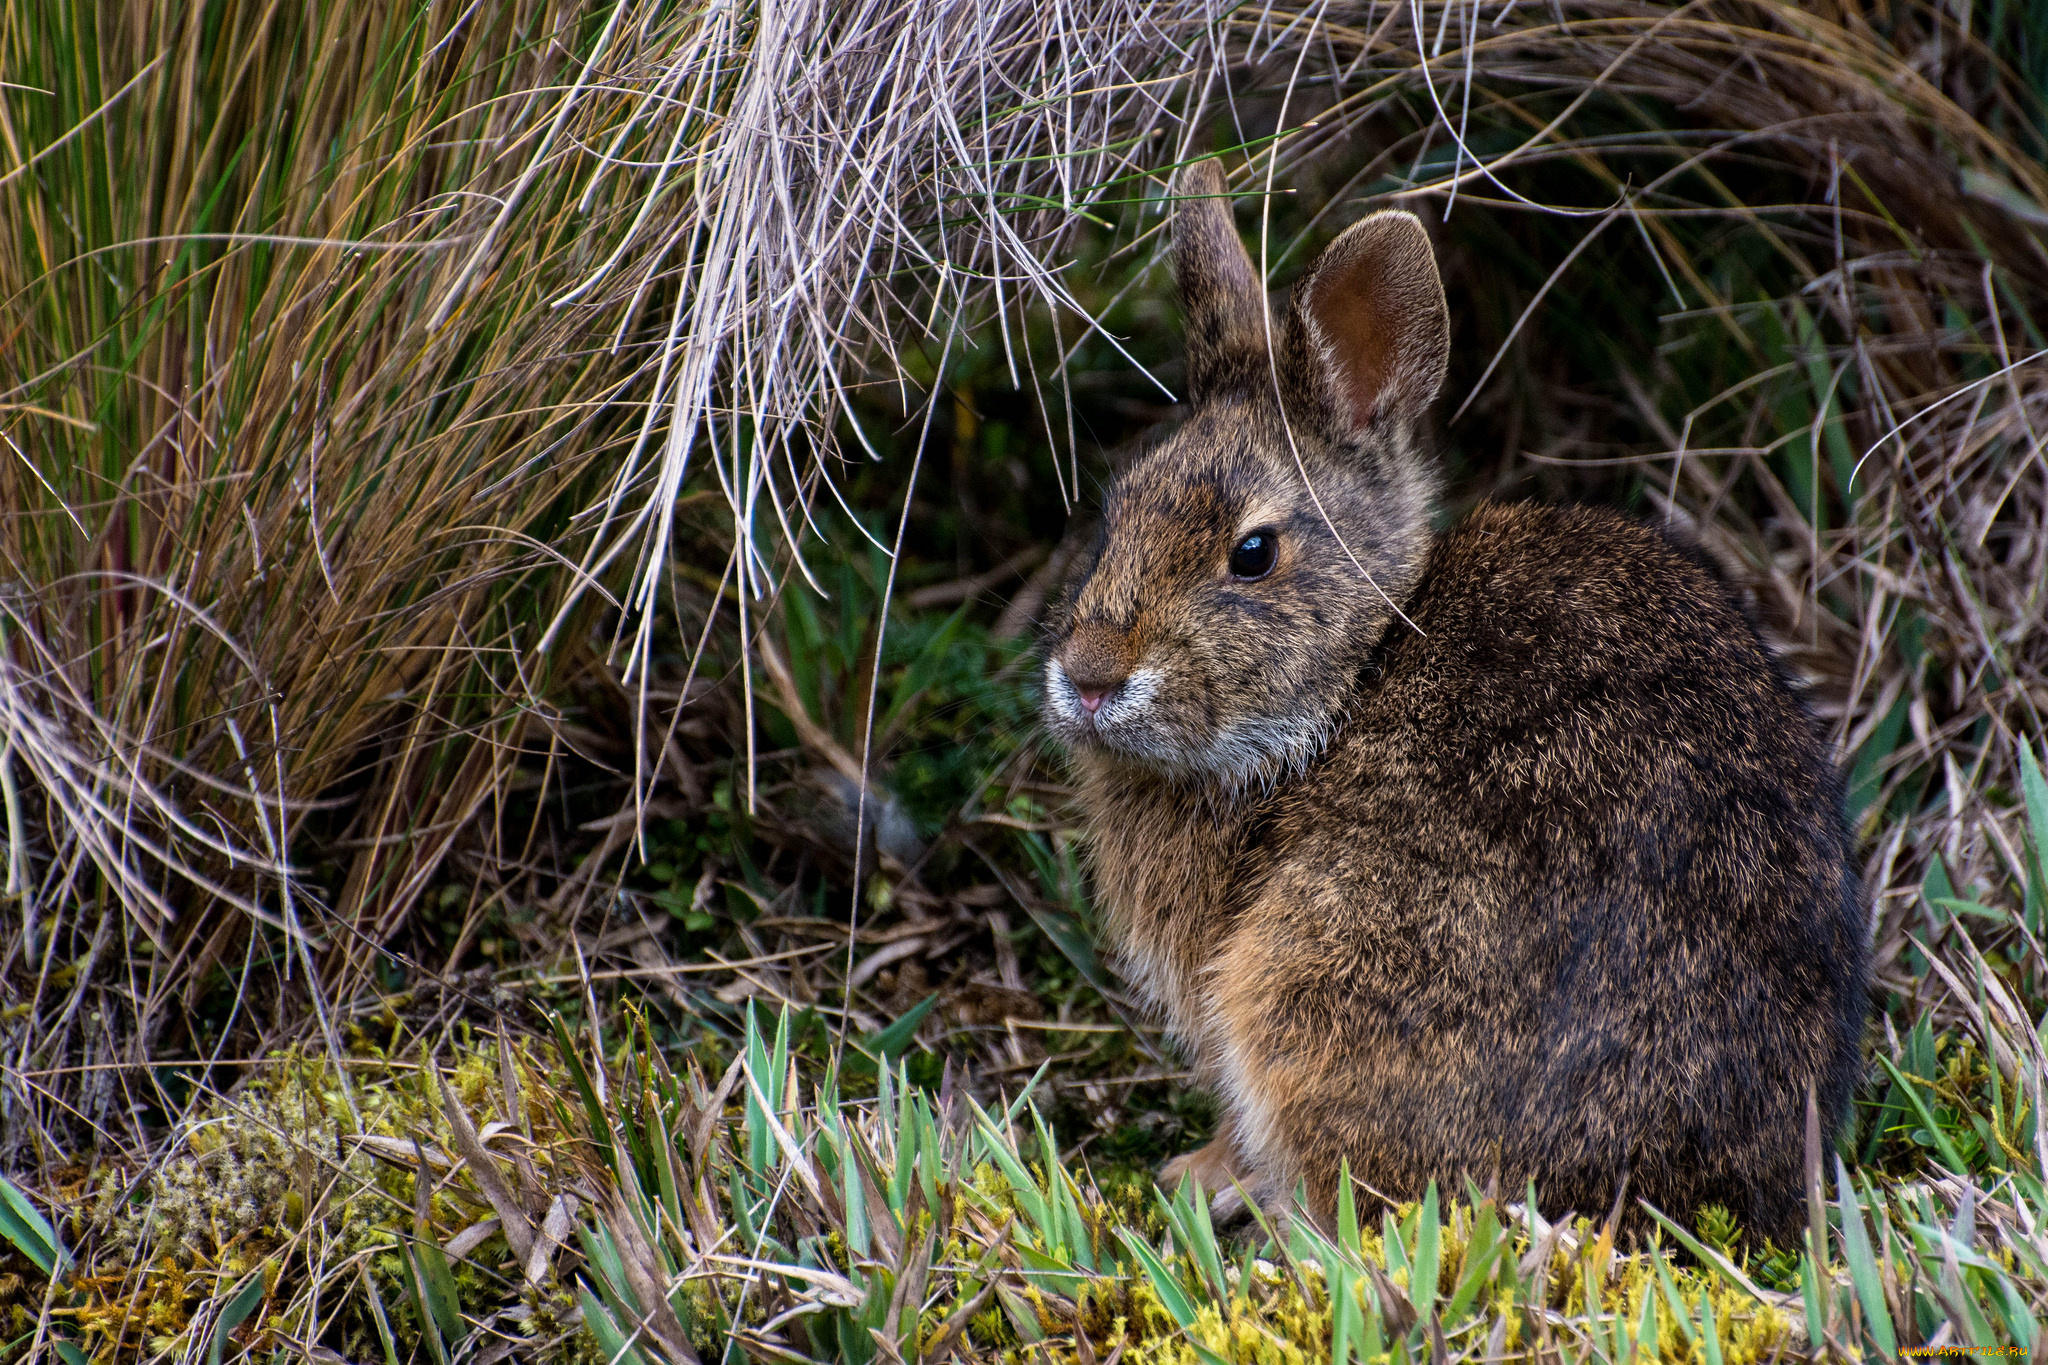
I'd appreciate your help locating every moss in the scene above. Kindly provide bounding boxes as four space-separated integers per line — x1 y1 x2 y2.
1727 1302 1792 1365
56 1038 582 1363
1018 1254 1336 1365
524 1282 609 1365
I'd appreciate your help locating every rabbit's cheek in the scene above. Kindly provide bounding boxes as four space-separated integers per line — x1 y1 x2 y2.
1195 710 1336 789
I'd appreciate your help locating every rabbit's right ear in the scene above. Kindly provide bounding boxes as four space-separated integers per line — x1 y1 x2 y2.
1286 210 1449 436
1172 160 1267 402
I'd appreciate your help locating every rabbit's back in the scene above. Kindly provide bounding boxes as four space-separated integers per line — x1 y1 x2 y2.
1211 501 1865 1236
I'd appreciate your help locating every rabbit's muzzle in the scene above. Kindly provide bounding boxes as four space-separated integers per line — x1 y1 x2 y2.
1043 622 1173 753
1046 616 1327 786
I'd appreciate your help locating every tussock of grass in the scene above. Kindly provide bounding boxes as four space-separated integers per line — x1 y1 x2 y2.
1 0 660 1131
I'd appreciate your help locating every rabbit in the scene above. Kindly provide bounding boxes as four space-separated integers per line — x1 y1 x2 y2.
1040 159 1869 1241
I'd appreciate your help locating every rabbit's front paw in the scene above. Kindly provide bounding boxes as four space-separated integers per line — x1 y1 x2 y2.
1160 1136 1264 1218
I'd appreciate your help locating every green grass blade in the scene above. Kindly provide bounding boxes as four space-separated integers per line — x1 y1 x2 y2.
1412 1182 1440 1320
1835 1157 1897 1355
1799 1252 1827 1351
1877 1054 1974 1175
419 1237 466 1351
1331 1261 1359 1363
743 1001 783 1178
892 1067 920 1213
1923 853 1957 905
1698 1292 1726 1365
1361 1302 1386 1365
1651 1242 1698 1347
1117 1229 1198 1326
969 1102 1051 1242
1337 1159 1361 1261
912 1092 943 1213
207 1272 268 1365
0 1174 60 1280
840 1127 872 1257
1051 1166 1097 1273
2019 739 2048 924
1934 1241 2000 1346
578 1286 650 1365
1382 1209 1409 1282
1116 1229 1231 1365
359 1264 402 1365
1157 1177 1226 1301
770 1001 791 1113
1987 1269 2038 1350
859 993 939 1064
646 1100 686 1257
1443 1200 1501 1322
1929 896 2012 924
400 1245 453 1365
547 1012 611 1159
1640 1203 1771 1302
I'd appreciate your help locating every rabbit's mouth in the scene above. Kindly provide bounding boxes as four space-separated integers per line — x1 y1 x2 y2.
1044 657 1166 744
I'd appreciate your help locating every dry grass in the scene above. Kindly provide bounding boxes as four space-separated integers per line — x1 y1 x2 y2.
1 0 653 1158
1 0 2046 1359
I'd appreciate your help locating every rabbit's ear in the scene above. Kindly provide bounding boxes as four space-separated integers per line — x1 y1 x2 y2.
1172 159 1267 401
1288 210 1449 434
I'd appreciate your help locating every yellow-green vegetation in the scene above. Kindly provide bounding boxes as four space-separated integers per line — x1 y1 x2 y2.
16 1001 2047 1362
453 1001 2048 1364
12 1040 592 1361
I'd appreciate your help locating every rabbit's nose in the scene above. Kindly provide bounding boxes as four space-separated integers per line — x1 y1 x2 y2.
1073 683 1117 715
1061 656 1130 715
1058 622 1137 717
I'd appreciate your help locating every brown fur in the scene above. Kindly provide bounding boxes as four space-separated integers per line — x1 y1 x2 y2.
1042 161 1868 1239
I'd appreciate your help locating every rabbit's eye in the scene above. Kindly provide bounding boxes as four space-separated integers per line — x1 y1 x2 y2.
1229 530 1277 580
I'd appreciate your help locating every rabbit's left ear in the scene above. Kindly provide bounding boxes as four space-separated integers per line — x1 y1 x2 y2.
1287 211 1449 434
1171 159 1268 403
